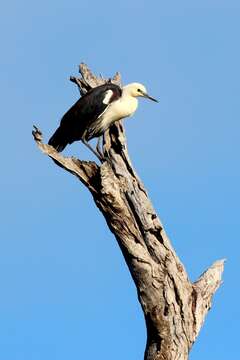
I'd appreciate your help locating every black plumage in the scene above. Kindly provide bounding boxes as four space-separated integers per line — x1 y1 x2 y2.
48 83 122 153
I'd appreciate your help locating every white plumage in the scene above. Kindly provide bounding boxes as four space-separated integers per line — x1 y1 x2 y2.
48 82 158 161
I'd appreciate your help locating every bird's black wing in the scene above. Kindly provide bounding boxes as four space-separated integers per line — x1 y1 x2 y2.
48 83 122 151
63 83 121 129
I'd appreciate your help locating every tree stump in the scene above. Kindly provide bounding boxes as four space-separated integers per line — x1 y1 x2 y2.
32 63 224 360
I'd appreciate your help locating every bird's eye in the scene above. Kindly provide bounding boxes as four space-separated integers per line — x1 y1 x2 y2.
137 89 141 92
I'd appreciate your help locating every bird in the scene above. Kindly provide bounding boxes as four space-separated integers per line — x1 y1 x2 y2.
48 82 158 161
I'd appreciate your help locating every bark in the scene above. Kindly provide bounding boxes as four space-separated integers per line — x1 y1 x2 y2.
32 63 224 360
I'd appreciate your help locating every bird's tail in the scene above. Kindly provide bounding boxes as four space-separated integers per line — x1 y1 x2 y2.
48 126 68 152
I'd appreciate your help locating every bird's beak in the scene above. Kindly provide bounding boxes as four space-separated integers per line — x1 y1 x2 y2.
143 92 158 102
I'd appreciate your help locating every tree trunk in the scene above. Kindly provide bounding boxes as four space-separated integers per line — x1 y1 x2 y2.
32 63 224 360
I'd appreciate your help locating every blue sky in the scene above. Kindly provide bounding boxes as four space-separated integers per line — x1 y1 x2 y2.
1 1 239 359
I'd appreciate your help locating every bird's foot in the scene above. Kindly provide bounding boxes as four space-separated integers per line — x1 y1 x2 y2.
82 139 107 164
98 153 106 163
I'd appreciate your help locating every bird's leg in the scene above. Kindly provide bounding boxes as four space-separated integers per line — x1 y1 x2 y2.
96 136 103 157
82 139 104 163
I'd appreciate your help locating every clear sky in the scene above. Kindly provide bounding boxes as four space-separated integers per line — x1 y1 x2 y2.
1 1 239 359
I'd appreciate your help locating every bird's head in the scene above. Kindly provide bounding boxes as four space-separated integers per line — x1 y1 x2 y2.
123 83 158 102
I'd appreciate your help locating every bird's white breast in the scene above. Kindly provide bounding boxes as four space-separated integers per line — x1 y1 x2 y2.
100 96 138 131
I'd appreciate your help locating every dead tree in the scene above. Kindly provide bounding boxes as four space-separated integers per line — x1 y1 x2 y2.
32 63 224 360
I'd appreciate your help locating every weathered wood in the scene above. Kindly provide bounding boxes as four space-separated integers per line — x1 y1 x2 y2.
33 64 224 360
